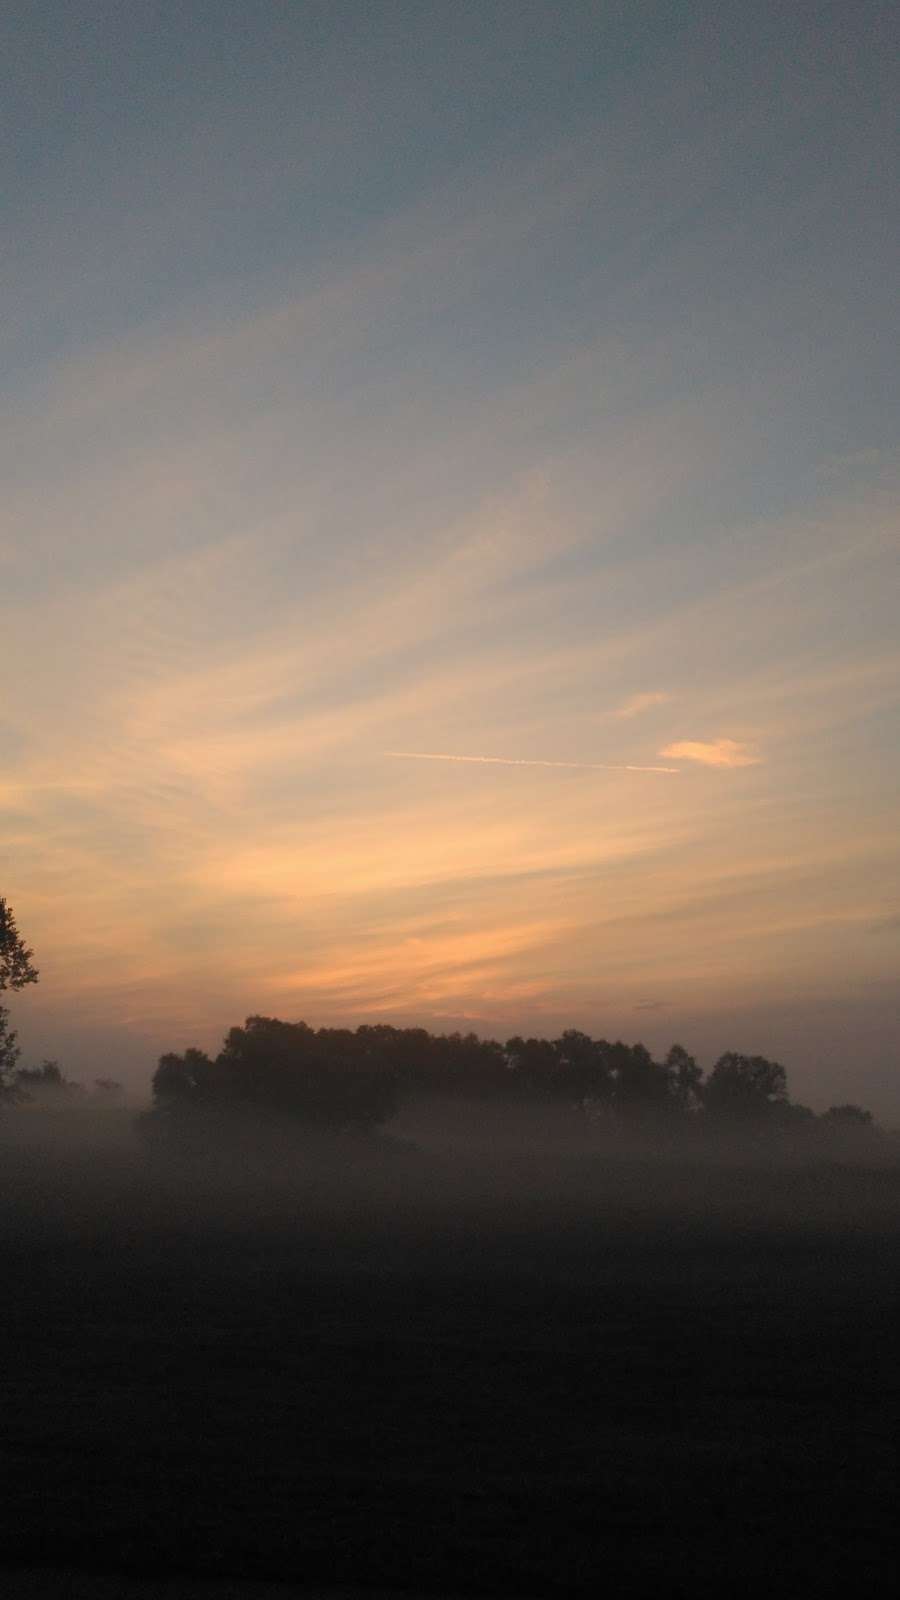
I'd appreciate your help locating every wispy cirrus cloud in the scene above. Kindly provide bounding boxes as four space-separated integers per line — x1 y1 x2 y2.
3 1 899 1110
612 691 671 719
660 738 761 768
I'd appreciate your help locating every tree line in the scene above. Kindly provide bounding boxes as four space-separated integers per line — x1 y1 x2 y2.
149 1013 877 1136
0 896 879 1136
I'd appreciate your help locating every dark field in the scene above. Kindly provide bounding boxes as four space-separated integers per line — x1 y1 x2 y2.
3 1111 899 1597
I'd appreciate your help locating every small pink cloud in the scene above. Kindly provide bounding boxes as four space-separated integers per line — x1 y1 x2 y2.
659 738 761 768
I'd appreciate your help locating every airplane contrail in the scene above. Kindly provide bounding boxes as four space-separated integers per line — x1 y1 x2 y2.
387 750 680 774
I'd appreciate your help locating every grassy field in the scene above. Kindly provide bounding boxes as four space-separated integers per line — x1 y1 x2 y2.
2 1111 899 1597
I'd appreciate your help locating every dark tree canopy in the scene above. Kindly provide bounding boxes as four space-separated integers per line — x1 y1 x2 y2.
13 1060 82 1100
822 1103 874 1126
704 1052 789 1118
152 1018 399 1131
666 1044 704 1112
0 897 38 1100
153 1046 216 1103
148 1016 877 1143
0 1007 21 1089
0 898 39 994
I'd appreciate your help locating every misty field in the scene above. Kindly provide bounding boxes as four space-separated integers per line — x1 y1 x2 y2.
2 1110 899 1597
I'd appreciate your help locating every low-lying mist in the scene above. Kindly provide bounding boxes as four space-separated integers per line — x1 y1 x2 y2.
4 1095 899 1595
4 1095 900 1263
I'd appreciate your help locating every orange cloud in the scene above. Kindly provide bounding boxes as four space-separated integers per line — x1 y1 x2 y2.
660 738 760 768
269 919 570 1013
612 691 671 719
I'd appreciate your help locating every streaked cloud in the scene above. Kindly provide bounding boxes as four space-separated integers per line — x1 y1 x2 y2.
1 3 898 1113
387 751 680 775
659 739 761 768
612 691 671 719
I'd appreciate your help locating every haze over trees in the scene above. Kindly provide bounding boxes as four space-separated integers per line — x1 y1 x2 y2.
0 893 883 1141
146 1013 880 1143
0 908 895 1600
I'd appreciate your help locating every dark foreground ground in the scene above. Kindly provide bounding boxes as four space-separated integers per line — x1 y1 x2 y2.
2 1112 899 1598
0 1576 319 1599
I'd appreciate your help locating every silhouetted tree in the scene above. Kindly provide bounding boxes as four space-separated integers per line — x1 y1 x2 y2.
822 1103 874 1127
665 1044 704 1112
611 1041 673 1113
15 1059 62 1090
704 1052 789 1119
221 1017 398 1128
427 1031 509 1096
551 1030 614 1107
151 1019 398 1132
0 898 38 995
773 1099 815 1127
505 1035 559 1095
356 1025 433 1083
13 1059 82 1100
0 897 39 1101
152 1047 216 1104
145 1015 876 1151
0 1006 21 1095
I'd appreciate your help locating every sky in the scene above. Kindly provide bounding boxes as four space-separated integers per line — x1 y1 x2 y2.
1 0 898 1112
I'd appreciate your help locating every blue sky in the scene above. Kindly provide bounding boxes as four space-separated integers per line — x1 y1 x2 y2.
1 1 898 1110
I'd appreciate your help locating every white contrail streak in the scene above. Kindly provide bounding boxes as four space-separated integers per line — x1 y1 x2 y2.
387 750 680 774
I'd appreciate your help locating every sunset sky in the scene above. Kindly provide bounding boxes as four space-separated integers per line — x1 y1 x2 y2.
2 1 898 1111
